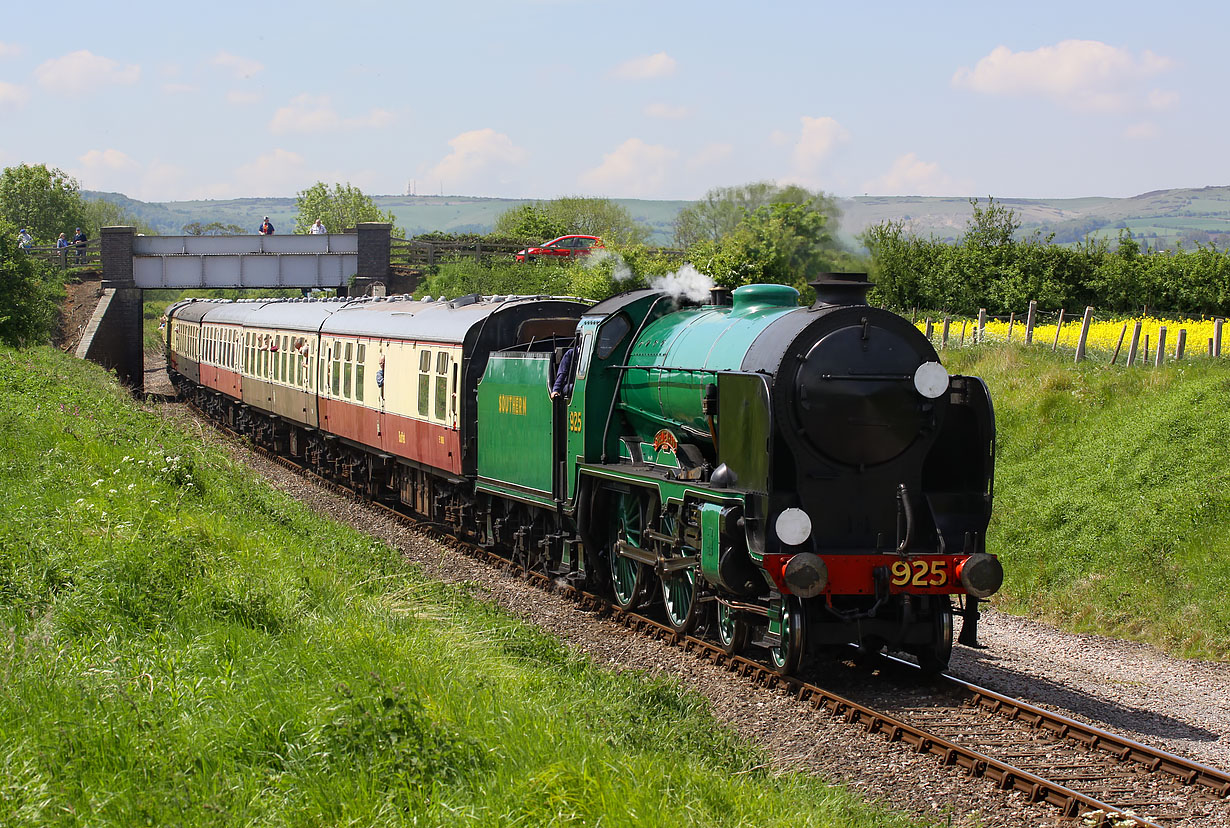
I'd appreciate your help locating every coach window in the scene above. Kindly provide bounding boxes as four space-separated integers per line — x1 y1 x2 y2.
450 362 458 419
434 352 449 421
355 344 366 402
418 350 432 416
343 342 353 398
332 340 342 397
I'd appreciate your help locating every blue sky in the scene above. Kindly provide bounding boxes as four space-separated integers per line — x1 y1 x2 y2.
1 1 1226 203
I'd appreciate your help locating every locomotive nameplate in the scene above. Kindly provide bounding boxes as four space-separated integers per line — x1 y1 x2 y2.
652 429 679 452
498 394 527 415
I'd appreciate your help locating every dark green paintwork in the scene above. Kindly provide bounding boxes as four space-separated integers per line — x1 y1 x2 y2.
476 353 556 496
619 285 800 443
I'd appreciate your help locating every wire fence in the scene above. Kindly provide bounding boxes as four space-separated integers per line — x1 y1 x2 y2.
916 302 1228 366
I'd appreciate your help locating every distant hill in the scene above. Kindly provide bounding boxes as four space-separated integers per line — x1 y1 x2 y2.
83 186 1230 251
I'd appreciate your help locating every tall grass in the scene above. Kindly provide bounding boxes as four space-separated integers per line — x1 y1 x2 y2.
945 344 1230 659
0 346 922 827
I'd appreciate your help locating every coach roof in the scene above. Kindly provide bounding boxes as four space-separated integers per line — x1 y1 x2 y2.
318 295 574 343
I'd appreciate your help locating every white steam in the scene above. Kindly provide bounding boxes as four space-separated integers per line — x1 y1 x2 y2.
583 248 633 282
585 249 716 303
650 264 714 303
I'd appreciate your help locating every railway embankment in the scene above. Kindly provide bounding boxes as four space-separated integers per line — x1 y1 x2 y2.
0 345 925 828
946 344 1230 660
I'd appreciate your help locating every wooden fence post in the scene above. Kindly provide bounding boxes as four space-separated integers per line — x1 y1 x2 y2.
1074 306 1095 363
960 321 967 347
1007 312 1015 342
977 308 986 343
1051 309 1065 351
1111 323 1128 365
1126 320 1142 366
941 316 951 349
1025 300 1037 345
1215 318 1224 356
1143 335 1150 365
925 318 933 340
1176 329 1187 360
1156 326 1167 366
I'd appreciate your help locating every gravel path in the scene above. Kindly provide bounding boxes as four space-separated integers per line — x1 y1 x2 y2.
143 363 1229 827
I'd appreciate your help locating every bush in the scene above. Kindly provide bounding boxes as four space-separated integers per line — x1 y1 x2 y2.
0 220 63 347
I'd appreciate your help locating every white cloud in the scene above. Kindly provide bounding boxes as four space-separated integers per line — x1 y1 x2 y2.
79 148 140 173
611 52 677 80
952 40 1176 112
0 81 30 111
0 42 25 59
35 50 140 95
863 153 971 196
644 102 691 119
212 51 264 80
269 94 395 133
793 116 850 173
424 128 528 191
686 142 733 170
227 90 262 105
1124 122 1159 140
579 138 678 196
69 149 191 201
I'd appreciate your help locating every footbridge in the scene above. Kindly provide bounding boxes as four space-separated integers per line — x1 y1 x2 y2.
81 223 399 393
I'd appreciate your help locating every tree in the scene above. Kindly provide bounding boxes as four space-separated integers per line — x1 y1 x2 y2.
294 182 402 236
673 181 841 248
0 164 87 244
182 221 246 236
493 197 649 246
82 197 156 237
689 201 855 300
0 219 60 346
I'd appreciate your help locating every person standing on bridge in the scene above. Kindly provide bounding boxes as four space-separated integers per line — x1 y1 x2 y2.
72 227 87 263
17 228 32 249
259 216 275 235
310 218 327 234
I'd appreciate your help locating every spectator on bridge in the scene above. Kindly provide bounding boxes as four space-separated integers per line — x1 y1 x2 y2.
56 232 68 249
259 216 275 235
72 227 87 263
310 219 327 234
17 228 32 249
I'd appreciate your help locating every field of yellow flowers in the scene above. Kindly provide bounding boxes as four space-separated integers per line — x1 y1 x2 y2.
917 313 1227 360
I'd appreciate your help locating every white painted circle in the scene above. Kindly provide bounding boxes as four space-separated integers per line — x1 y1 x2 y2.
914 361 949 399
775 508 813 546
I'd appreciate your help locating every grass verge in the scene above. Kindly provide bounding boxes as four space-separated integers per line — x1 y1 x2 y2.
0 346 926 827
945 344 1230 660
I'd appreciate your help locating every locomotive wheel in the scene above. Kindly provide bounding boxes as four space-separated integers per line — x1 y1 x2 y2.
769 596 806 675
715 601 749 655
661 568 700 634
910 598 954 676
610 493 650 610
659 512 701 634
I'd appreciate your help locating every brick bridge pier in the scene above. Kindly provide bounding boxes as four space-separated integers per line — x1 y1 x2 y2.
76 223 398 395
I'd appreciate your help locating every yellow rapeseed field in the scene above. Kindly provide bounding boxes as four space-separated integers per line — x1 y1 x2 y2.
916 314 1228 359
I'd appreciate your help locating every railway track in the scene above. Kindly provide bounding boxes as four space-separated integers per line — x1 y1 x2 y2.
191 406 1229 828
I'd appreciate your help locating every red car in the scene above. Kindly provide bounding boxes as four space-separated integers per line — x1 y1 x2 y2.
515 235 605 262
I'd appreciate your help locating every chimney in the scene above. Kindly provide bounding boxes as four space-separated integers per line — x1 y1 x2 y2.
809 272 873 307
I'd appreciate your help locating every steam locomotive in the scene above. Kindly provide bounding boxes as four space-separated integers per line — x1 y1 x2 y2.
166 274 1000 675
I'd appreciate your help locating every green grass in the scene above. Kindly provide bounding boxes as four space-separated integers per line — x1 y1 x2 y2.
944 344 1230 659
0 346 926 828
